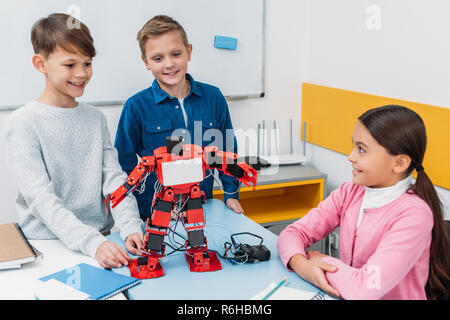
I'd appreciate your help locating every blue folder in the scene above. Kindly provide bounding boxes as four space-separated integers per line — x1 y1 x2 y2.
39 263 140 300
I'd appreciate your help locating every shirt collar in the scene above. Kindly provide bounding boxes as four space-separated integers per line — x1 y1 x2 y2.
186 73 202 97
362 175 413 209
152 73 202 104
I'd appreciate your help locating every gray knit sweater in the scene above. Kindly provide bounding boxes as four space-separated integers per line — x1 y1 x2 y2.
3 101 143 258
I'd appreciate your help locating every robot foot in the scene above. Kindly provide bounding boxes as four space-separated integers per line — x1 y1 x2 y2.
128 256 165 279
185 250 222 272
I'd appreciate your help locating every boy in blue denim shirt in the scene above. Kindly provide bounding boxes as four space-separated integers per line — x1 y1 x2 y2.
115 15 243 220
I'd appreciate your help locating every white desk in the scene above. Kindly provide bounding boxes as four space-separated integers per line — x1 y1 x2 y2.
108 199 328 300
0 200 328 300
0 239 125 300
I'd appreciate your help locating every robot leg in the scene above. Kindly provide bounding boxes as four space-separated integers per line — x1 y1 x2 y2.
128 188 175 279
183 185 222 272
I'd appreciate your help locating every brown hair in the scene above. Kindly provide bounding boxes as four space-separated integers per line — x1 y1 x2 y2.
359 105 450 300
137 15 189 57
31 13 96 58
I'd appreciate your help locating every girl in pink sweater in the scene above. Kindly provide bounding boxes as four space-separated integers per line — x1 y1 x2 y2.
277 105 449 300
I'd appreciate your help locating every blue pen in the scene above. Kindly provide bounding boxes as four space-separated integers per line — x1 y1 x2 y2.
262 278 287 300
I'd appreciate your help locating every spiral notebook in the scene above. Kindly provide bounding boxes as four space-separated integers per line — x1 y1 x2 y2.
39 263 140 300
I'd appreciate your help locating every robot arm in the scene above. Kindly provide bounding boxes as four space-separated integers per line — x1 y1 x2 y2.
104 156 156 214
101 138 258 279
203 146 257 190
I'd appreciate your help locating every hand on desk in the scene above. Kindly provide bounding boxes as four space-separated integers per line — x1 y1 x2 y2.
288 250 341 299
96 240 131 269
125 232 144 256
169 199 244 218
226 198 244 214
95 232 144 268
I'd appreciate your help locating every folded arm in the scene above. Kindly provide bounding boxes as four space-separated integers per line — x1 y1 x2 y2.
322 207 433 300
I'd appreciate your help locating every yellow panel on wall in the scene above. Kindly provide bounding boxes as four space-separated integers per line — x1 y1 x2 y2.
301 82 450 190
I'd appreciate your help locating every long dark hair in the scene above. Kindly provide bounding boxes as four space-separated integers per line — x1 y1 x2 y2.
359 105 449 300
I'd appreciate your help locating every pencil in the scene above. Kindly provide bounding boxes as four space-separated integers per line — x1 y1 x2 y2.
262 277 287 300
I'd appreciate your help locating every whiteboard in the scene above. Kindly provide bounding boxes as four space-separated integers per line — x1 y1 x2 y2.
0 0 265 109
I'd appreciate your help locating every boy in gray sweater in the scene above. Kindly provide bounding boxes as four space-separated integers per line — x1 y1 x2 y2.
3 13 143 269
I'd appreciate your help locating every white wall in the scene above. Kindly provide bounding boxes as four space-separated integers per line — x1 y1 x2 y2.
1 0 448 224
303 0 450 219
0 0 309 224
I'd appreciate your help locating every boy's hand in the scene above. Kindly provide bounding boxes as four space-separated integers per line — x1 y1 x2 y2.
125 232 144 256
226 198 244 214
288 252 341 298
171 209 187 220
95 240 131 269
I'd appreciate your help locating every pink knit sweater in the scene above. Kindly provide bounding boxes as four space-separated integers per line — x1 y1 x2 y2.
277 182 433 300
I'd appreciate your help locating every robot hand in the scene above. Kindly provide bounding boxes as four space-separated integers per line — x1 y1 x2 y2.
204 146 257 189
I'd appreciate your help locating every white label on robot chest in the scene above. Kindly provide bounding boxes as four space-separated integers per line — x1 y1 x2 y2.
161 157 204 186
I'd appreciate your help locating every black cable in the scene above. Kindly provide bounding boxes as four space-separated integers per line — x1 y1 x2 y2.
169 219 187 241
231 232 263 247
214 232 266 264
167 211 187 249
164 241 186 256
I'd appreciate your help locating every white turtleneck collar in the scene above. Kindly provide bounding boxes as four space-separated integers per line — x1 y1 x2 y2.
357 175 413 229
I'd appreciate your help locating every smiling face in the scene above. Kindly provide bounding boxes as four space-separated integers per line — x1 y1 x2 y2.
33 46 92 107
348 120 409 188
141 30 192 97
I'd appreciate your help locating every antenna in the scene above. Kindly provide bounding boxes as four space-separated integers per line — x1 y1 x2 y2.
262 120 266 156
290 119 293 154
273 120 278 155
302 121 306 156
257 123 261 157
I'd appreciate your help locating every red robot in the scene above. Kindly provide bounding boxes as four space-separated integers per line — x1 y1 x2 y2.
104 137 257 279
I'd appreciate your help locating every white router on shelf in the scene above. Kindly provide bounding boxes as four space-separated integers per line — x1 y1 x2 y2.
276 153 307 166
257 119 307 166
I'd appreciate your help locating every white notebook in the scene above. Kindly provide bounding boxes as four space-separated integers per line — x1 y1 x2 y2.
251 282 333 300
34 279 89 300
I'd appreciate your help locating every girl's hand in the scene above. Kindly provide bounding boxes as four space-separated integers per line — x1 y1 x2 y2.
288 252 341 298
306 250 329 262
226 198 244 214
